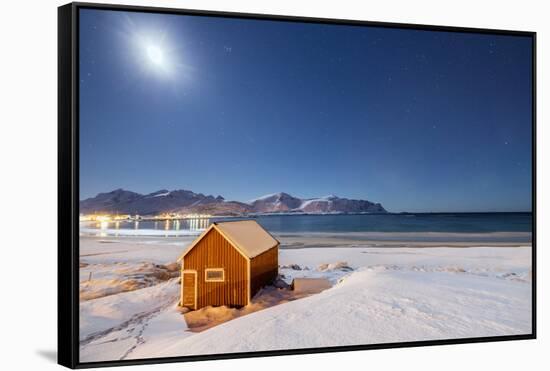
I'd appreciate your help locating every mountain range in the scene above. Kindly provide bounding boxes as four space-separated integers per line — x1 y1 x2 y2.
80 189 387 216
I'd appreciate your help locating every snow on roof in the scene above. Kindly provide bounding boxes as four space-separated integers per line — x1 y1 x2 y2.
216 220 279 258
178 220 279 261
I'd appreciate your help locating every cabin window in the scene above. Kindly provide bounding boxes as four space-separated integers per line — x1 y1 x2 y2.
205 268 225 282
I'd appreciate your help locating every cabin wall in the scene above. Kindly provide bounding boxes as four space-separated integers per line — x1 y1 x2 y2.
183 228 248 308
249 245 279 299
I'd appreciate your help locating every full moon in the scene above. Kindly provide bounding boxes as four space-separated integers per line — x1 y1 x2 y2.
133 31 177 77
146 45 164 66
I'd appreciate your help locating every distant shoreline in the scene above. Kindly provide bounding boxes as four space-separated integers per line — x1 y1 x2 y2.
79 211 533 220
276 232 532 249
79 230 532 248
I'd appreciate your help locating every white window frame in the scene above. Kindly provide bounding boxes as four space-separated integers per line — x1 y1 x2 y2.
204 268 225 282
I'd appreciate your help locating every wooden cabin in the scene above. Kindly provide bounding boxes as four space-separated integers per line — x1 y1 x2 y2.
177 220 279 310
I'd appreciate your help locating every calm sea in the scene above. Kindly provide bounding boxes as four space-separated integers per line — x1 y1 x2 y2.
252 213 532 233
80 212 532 237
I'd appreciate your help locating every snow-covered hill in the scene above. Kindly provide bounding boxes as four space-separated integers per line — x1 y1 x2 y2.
78 239 532 362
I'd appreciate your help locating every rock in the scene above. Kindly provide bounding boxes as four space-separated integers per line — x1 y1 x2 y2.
318 261 353 272
273 276 290 289
163 262 180 272
280 264 302 270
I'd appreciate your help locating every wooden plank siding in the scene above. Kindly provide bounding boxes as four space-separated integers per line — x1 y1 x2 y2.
183 228 249 308
249 245 279 299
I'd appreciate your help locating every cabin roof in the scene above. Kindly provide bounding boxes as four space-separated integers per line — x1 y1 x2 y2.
178 220 279 261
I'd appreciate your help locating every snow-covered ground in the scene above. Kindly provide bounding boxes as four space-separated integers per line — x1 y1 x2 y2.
79 235 532 363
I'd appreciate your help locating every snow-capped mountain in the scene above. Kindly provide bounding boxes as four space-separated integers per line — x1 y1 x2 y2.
248 192 303 212
79 188 236 215
249 192 386 214
80 189 386 215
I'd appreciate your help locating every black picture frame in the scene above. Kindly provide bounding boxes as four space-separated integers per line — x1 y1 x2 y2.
58 2 537 369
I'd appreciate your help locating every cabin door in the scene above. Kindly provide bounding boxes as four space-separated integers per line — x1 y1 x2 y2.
182 270 197 310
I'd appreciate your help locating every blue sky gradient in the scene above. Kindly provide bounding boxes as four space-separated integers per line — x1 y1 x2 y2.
79 9 533 212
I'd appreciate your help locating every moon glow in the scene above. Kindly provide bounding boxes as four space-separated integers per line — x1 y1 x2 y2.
146 45 164 66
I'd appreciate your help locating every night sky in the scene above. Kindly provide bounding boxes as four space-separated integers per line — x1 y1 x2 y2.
79 9 533 212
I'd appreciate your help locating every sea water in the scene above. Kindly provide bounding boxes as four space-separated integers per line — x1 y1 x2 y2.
80 213 532 241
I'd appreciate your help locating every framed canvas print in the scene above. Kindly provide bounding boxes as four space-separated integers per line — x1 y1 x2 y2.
58 2 536 368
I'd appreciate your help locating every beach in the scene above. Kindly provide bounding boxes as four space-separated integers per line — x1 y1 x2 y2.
78 232 532 362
